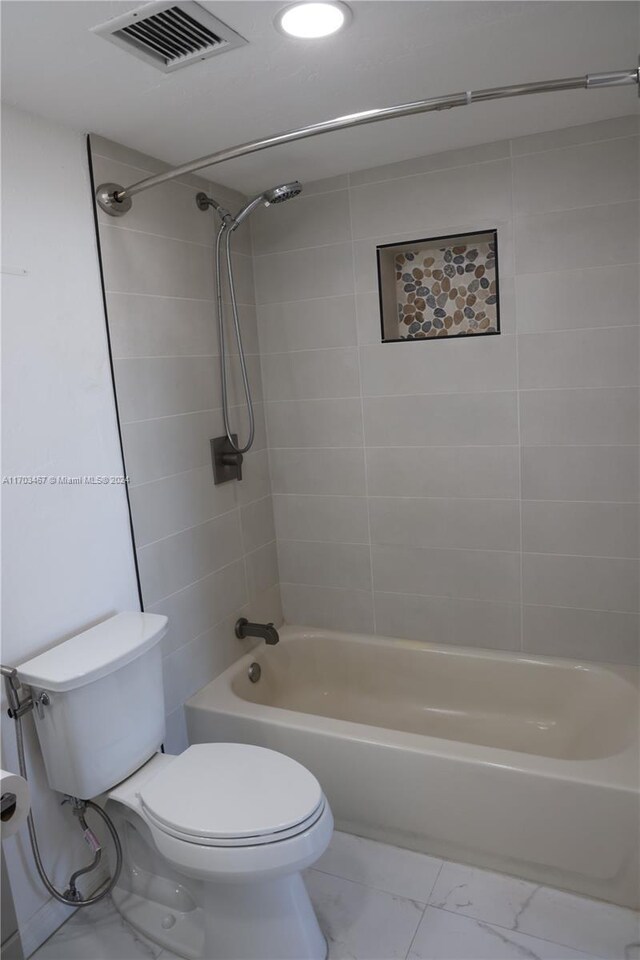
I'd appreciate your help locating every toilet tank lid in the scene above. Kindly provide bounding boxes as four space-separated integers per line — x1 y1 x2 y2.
17 612 168 692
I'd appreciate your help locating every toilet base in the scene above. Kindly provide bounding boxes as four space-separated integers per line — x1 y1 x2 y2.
112 872 327 960
107 802 329 960
200 874 327 960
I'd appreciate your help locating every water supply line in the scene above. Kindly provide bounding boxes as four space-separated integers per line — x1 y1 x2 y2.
1 665 123 907
95 64 639 216
214 218 255 455
198 183 302 456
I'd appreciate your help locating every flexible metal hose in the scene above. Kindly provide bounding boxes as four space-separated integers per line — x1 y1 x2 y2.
14 713 123 907
215 221 255 455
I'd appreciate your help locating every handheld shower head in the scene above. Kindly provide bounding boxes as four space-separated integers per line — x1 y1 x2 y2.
232 181 303 228
263 181 303 205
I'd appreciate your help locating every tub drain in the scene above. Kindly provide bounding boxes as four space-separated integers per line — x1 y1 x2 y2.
248 662 261 683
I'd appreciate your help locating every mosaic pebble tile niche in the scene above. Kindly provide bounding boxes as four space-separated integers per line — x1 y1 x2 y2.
377 230 500 342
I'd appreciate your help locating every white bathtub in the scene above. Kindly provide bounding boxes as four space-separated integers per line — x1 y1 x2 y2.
185 626 639 908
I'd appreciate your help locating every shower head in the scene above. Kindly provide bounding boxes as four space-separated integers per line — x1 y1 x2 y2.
263 182 303 205
232 181 303 228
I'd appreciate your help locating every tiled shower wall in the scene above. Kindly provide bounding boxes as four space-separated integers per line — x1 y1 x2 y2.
90 137 280 751
252 115 639 665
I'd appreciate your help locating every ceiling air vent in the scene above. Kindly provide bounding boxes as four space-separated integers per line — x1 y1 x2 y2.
93 1 247 73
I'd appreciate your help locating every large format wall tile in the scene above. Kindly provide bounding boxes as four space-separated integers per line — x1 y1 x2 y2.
360 335 517 397
519 387 639 446
518 326 639 391
93 136 282 736
107 292 220 359
279 583 374 633
512 137 639 216
251 190 351 255
370 497 520 552
350 159 512 239
137 509 243 606
113 356 221 423
509 115 638 156
240 496 276 553
122 402 266 485
261 347 360 401
523 605 639 664
149 558 248 655
253 242 353 303
366 446 520 500
129 465 237 547
266 397 364 448
515 263 639 333
363 393 519 447
246 541 279 600
350 139 510 187
521 445 639 503
515 201 639 274
374 593 521 651
269 448 366 496
92 154 216 246
372 545 521 604
522 554 639 613
273 494 370 544
278 540 372 591
257 295 357 353
522 500 639 559
100 225 215 299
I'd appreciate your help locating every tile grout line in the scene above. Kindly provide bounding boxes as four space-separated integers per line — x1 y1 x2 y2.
277 538 639 562
402 861 447 960
348 127 638 188
347 169 377 634
250 198 640 258
278 582 640 624
248 259 638 308
137 495 272 550
426 900 605 959
251 223 285 618
510 137 526 652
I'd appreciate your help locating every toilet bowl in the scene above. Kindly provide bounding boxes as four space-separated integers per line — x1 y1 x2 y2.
107 742 333 960
16 613 332 958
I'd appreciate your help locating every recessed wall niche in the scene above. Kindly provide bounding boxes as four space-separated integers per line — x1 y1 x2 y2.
377 229 500 342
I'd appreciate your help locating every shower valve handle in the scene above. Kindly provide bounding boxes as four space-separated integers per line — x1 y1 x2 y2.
219 450 243 480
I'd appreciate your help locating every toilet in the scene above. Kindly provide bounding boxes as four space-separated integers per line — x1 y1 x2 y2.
17 612 333 960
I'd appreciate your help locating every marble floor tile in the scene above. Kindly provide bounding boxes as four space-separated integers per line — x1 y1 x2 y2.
31 897 162 960
314 831 443 902
29 837 639 960
429 862 639 959
305 868 425 960
408 907 596 960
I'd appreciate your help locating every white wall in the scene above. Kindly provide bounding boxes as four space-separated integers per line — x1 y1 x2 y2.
1 104 139 955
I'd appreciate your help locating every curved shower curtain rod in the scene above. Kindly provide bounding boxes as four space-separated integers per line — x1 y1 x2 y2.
96 64 639 216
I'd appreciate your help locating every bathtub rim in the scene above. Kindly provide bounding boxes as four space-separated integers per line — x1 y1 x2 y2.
186 624 639 792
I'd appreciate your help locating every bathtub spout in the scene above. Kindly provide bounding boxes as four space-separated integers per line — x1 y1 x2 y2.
235 618 280 645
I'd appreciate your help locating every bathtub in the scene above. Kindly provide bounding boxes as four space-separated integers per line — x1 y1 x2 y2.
185 626 639 909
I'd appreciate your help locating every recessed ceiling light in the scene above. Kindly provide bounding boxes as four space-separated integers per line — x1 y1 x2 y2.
275 2 351 39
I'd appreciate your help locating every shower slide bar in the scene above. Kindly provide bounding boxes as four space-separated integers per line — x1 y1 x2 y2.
96 64 639 216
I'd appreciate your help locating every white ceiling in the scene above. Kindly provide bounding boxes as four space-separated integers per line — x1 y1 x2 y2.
2 1 638 192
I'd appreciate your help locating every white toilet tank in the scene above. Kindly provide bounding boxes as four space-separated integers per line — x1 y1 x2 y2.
18 612 168 800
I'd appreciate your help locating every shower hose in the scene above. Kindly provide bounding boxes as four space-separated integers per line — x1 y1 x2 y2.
12 710 123 907
215 220 255 455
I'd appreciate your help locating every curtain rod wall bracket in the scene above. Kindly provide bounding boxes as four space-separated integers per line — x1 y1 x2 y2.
95 66 640 218
95 182 132 217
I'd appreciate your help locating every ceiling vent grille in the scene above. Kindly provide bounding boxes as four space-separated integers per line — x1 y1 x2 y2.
93 1 247 73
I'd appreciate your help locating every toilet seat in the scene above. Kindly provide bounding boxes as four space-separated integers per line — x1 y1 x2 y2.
139 743 325 847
